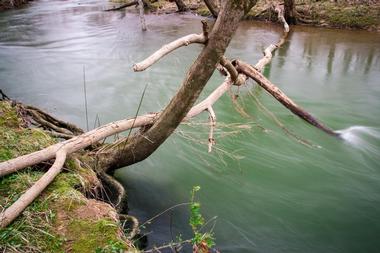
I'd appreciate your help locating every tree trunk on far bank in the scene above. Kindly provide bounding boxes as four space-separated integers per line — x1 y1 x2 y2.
284 0 297 24
174 0 188 12
204 0 219 18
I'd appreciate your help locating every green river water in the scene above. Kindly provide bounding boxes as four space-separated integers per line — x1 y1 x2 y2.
1 0 380 252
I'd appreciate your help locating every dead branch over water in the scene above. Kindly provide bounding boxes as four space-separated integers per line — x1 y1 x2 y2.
0 1 339 229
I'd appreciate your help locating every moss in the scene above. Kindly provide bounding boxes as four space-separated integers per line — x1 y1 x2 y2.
150 0 166 11
67 219 127 253
297 1 380 29
0 101 21 128
196 6 211 17
327 5 378 28
0 100 132 252
0 126 55 162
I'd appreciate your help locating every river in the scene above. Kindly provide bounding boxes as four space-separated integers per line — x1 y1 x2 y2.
1 0 380 252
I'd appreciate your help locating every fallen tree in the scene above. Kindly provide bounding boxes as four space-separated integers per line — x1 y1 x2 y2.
0 1 340 238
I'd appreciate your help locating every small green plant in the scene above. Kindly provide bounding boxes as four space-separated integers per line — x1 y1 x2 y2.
189 186 215 252
95 240 126 253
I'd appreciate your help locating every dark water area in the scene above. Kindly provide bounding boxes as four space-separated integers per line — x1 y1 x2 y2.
1 1 380 252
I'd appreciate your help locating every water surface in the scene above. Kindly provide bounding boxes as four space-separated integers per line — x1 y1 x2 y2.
1 1 380 252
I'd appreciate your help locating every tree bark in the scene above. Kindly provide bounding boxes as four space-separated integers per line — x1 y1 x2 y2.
95 0 258 171
174 0 188 12
203 0 219 18
138 0 147 31
284 0 297 25
0 150 67 228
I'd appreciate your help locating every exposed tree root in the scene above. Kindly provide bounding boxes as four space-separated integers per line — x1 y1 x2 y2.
119 214 140 240
98 171 128 213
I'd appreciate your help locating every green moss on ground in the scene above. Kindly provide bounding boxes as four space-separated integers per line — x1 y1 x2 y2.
245 0 380 30
150 0 167 11
68 219 125 252
0 101 133 253
313 2 379 29
195 6 210 17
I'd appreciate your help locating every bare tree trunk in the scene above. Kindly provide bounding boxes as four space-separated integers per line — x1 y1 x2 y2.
174 0 188 12
203 0 219 18
138 0 147 31
284 0 297 25
95 0 258 172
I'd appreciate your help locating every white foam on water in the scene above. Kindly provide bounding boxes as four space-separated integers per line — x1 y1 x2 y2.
336 126 380 154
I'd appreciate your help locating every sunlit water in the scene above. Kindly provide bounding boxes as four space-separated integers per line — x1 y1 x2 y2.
1 1 380 252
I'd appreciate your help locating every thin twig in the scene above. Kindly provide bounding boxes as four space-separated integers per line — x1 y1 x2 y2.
83 65 89 132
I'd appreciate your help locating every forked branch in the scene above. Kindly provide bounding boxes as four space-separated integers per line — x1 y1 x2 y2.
133 33 207 72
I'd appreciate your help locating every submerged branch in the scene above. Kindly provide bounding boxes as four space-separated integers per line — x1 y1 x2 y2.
133 33 207 72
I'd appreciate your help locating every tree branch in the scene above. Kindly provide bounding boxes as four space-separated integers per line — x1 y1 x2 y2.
0 114 158 177
133 33 207 72
0 149 67 228
207 106 216 152
254 2 289 72
233 59 339 137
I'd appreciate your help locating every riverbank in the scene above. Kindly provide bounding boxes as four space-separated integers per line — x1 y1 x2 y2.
247 0 380 31
0 100 137 252
0 0 30 11
119 0 380 31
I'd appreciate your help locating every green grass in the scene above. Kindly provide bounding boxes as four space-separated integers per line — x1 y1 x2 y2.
68 219 127 253
0 101 132 252
327 5 378 28
301 0 379 29
195 6 211 16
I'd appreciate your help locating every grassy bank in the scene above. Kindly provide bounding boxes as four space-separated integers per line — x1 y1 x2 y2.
122 0 380 31
0 101 135 252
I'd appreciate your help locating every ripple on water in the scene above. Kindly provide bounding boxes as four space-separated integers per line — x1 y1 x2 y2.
336 126 380 155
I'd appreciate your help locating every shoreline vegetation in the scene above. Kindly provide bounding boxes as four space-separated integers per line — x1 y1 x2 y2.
0 99 137 252
0 0 379 31
0 0 378 252
113 0 380 31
